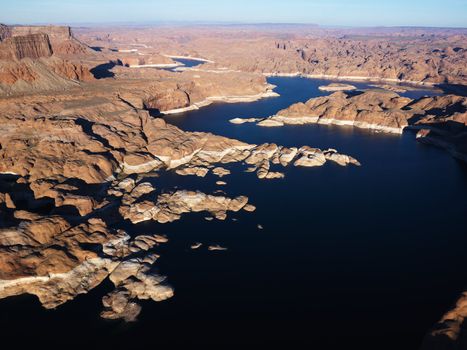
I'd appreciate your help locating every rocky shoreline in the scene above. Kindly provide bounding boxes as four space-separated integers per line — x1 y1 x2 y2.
263 72 438 87
231 89 467 161
0 23 466 347
160 88 280 115
0 24 361 319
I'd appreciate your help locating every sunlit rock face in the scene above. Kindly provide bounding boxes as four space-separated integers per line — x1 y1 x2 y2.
0 214 173 321
0 24 95 95
10 25 90 56
421 292 467 350
261 90 415 134
6 34 53 60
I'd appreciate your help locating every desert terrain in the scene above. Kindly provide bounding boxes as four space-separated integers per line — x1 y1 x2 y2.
0 23 466 348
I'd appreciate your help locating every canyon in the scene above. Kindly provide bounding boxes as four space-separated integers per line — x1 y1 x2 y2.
0 23 466 349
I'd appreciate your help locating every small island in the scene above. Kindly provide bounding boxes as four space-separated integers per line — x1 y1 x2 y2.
318 83 357 91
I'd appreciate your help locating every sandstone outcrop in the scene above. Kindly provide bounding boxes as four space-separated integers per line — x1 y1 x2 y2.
0 211 173 320
232 88 467 160
101 252 173 321
318 83 357 91
120 189 250 224
0 24 95 94
421 291 467 350
243 204 256 212
0 24 11 41
191 242 203 249
11 25 91 56
175 166 209 177
208 245 228 251
236 90 467 159
212 167 231 177
1 33 53 60
119 53 176 68
230 117 262 124
267 90 414 134
0 218 125 306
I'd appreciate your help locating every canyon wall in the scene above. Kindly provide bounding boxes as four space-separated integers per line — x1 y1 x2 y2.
10 25 90 56
9 33 53 59
0 33 52 60
0 24 11 41
0 24 95 93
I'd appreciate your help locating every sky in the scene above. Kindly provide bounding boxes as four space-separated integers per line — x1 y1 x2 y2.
0 0 466 27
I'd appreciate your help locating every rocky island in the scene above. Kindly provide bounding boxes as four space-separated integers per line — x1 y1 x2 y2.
318 83 357 91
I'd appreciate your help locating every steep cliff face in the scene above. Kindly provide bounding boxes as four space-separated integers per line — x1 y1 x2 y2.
0 24 94 92
11 25 90 55
0 24 11 41
0 33 53 60
10 33 53 59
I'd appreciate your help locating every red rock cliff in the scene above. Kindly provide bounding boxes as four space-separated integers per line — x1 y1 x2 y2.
10 33 53 59
0 24 11 41
0 33 53 60
10 25 90 55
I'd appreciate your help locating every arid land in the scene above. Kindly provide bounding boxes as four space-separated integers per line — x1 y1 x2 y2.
0 23 466 348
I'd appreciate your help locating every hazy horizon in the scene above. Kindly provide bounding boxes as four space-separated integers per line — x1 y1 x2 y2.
1 0 466 28
3 20 467 30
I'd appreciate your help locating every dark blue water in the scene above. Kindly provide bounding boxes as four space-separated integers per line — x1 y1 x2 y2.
1 77 466 349
172 57 205 68
161 58 205 72
90 58 204 78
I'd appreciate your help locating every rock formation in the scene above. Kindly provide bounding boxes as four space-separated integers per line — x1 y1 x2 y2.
318 83 357 91
232 89 467 161
0 73 359 321
421 291 467 350
259 89 414 134
1 33 53 60
79 25 466 85
120 188 250 223
11 25 90 56
0 24 94 95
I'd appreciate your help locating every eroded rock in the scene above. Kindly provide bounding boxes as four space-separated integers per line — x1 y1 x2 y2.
120 189 250 224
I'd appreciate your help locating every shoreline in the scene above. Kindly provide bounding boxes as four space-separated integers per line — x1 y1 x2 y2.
161 90 279 115
163 55 214 63
237 114 406 134
129 63 183 68
169 67 442 89
173 67 243 74
262 72 438 88
411 126 467 163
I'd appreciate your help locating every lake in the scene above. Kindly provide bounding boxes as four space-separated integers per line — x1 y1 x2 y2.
1 76 466 349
